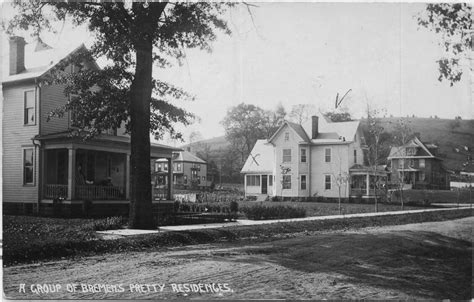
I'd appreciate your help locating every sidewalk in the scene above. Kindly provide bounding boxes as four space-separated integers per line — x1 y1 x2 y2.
97 205 471 236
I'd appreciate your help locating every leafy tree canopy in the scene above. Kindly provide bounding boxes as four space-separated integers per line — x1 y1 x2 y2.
289 104 316 124
6 1 232 140
418 3 472 86
221 103 286 162
324 110 353 122
6 1 233 228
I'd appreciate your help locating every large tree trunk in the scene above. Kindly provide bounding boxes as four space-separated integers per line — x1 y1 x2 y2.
127 2 167 229
129 39 154 229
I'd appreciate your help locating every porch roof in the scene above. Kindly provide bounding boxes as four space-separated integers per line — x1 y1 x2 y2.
35 131 182 158
349 164 387 175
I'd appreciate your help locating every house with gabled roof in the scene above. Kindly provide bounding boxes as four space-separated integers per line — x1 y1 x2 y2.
387 137 449 190
155 150 209 190
241 116 387 200
2 36 179 216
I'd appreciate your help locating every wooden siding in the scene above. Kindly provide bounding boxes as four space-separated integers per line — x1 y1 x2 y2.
2 83 40 203
40 83 70 135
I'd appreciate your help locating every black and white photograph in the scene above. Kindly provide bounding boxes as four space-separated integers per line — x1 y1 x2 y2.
1 1 473 300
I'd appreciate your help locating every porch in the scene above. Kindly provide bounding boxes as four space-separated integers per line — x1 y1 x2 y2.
349 164 387 197
37 133 180 202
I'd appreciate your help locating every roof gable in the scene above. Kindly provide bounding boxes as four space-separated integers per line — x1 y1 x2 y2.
3 43 98 84
388 137 436 159
241 139 274 173
268 121 310 144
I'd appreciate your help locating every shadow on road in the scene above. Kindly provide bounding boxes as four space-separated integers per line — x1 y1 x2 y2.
241 231 472 299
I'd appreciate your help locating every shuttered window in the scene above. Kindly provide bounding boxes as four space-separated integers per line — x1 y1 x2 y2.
325 175 331 190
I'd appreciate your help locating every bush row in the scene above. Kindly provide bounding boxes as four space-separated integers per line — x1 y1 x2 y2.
240 205 306 220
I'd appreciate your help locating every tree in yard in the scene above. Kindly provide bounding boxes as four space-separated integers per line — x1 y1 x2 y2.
221 103 267 164
221 103 286 165
289 104 316 125
6 2 233 228
262 103 287 138
364 106 388 213
391 118 413 210
417 3 472 86
331 146 349 215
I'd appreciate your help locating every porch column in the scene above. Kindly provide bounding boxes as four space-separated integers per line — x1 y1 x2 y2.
366 173 370 197
125 154 131 200
167 158 173 200
67 148 76 200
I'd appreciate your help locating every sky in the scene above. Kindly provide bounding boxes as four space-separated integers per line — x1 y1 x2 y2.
1 2 472 144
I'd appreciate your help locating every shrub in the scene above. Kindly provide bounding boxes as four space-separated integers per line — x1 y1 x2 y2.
241 205 306 220
271 196 280 202
230 200 239 213
92 216 125 231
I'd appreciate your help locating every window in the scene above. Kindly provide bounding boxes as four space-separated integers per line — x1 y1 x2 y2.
406 147 416 156
246 175 260 186
184 175 188 184
325 175 331 190
398 159 404 169
354 150 357 163
284 132 289 141
283 149 291 162
24 90 35 125
268 175 273 186
300 175 307 190
156 163 162 172
419 159 425 168
420 171 425 181
300 148 307 163
282 175 291 189
163 163 168 171
23 148 34 185
325 148 331 163
202 176 206 182
176 163 182 171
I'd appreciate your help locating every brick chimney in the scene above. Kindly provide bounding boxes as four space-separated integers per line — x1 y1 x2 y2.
311 116 319 139
9 36 26 75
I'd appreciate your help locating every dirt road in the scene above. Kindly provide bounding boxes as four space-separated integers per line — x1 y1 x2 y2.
3 217 472 300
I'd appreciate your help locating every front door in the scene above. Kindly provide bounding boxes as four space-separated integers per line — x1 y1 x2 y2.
261 175 268 194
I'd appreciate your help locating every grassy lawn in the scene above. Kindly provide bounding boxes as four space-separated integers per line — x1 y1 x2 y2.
3 208 472 266
392 189 473 204
237 201 425 217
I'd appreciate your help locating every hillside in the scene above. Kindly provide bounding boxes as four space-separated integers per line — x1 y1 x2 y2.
187 117 473 172
360 117 473 172
181 136 229 152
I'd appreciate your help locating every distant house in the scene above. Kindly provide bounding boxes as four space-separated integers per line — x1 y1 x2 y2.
241 116 386 200
387 137 449 190
155 151 208 189
2 36 179 215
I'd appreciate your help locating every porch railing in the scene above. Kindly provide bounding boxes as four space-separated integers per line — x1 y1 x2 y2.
153 187 170 200
76 185 125 200
44 184 68 199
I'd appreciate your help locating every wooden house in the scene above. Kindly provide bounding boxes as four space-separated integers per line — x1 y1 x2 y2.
2 36 179 216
